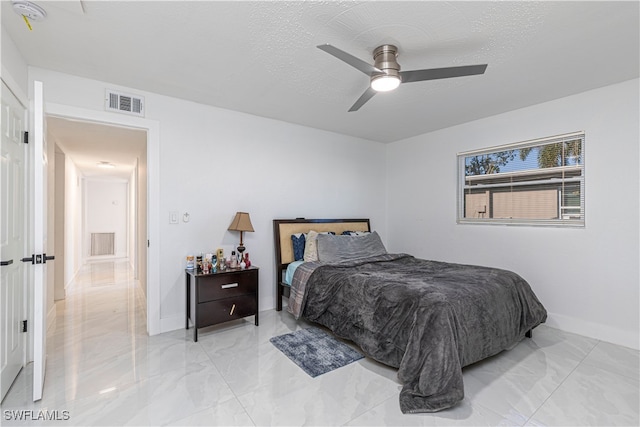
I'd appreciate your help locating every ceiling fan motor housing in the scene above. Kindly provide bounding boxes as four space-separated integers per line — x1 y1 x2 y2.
373 45 401 80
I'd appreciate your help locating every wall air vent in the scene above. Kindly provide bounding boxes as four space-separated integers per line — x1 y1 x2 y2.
105 90 145 117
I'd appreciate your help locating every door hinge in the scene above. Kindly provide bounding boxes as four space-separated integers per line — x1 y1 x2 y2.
22 320 27 333
147 240 150 248
23 131 28 144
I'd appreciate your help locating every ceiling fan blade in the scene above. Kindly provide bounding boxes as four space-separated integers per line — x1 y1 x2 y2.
400 64 488 84
317 44 382 76
348 87 377 112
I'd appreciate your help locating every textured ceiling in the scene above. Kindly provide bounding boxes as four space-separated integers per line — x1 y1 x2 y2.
3 0 639 147
47 117 146 180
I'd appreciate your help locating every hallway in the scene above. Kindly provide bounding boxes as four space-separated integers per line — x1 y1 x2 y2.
1 261 150 421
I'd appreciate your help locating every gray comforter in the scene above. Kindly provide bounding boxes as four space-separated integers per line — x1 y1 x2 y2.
289 253 547 413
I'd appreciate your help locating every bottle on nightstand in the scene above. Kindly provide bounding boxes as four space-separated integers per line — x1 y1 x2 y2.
230 251 238 268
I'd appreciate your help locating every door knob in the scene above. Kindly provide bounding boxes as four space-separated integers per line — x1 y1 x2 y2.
0 259 13 266
20 254 54 264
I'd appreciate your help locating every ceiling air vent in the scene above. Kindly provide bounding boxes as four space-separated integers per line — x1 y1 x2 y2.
105 90 144 117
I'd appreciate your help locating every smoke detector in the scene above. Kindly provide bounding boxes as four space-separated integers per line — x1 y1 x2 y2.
12 1 47 21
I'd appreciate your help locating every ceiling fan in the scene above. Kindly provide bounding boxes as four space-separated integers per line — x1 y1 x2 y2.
317 44 488 112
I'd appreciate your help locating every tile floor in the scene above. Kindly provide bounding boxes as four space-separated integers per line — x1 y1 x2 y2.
1 260 638 426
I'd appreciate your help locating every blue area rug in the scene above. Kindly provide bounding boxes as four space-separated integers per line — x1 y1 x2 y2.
270 327 364 377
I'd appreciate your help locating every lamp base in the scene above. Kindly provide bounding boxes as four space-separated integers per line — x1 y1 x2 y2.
237 244 246 268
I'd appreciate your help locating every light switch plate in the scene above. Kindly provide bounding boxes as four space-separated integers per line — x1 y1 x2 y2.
169 211 179 224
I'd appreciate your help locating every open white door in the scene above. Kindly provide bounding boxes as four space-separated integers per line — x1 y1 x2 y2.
31 80 48 401
1 82 27 402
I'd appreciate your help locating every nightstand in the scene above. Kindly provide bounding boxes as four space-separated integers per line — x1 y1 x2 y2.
185 266 259 342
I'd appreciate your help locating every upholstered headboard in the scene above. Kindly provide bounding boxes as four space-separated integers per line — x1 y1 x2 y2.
272 218 370 310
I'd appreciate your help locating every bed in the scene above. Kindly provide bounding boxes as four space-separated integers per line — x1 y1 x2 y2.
273 218 548 413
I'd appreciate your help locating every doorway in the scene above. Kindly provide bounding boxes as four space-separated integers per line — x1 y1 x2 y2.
45 117 148 307
42 103 160 337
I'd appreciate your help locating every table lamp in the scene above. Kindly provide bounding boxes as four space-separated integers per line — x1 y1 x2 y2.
228 212 254 259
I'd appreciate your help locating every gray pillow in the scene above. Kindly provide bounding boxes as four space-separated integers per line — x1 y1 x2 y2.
316 231 387 263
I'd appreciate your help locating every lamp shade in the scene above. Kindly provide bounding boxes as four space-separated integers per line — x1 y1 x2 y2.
228 212 254 232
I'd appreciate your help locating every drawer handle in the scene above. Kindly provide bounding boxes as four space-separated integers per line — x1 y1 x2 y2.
221 283 239 289
230 304 236 315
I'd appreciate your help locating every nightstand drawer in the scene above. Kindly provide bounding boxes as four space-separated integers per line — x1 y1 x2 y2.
196 295 257 326
186 266 259 341
198 269 258 303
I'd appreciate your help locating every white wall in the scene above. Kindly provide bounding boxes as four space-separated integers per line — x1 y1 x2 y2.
45 119 56 329
387 78 640 350
136 145 147 298
152 90 388 326
53 146 65 300
153 95 388 324
64 156 82 287
84 179 128 260
28 67 388 333
128 165 137 272
1 27 28 98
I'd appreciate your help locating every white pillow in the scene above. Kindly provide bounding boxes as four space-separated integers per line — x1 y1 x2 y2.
303 230 319 262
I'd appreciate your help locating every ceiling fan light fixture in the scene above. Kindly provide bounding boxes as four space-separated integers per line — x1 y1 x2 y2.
317 42 487 111
371 44 401 92
371 74 401 92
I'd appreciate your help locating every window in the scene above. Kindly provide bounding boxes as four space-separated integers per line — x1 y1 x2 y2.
457 132 585 227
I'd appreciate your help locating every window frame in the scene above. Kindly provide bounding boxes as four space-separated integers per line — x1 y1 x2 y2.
457 131 585 227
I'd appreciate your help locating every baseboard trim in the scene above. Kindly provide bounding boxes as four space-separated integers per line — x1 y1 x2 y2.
46 303 56 334
64 266 81 292
136 279 147 317
159 314 184 335
546 312 639 350
84 256 128 264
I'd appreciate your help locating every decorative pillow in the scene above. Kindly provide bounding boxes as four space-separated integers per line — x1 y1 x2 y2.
303 230 319 262
303 231 337 262
291 233 306 261
316 231 387 263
